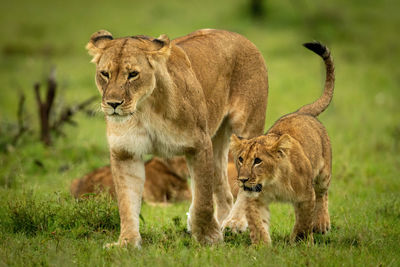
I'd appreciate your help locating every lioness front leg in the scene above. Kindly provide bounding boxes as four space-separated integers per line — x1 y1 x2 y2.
246 199 271 245
106 155 145 248
186 140 222 244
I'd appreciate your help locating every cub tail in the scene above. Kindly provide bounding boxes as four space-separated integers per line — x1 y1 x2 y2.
296 41 335 117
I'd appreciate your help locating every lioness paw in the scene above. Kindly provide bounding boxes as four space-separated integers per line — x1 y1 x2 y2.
193 225 223 244
191 216 223 244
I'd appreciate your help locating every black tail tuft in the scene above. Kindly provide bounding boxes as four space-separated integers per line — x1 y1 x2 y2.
303 41 328 58
296 41 335 117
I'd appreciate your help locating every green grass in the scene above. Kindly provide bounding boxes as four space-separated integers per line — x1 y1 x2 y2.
1 0 400 266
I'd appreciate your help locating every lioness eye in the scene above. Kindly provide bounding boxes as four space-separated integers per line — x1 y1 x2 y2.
128 71 139 79
254 157 262 165
238 156 243 163
100 71 109 79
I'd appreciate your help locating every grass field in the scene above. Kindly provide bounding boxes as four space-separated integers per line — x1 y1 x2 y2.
1 0 400 266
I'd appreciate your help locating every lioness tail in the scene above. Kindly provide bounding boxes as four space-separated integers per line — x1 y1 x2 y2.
296 41 335 117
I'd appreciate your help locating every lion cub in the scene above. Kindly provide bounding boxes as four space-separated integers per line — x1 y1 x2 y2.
230 42 334 244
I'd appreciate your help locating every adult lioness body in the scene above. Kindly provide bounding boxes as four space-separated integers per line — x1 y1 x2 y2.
86 29 268 247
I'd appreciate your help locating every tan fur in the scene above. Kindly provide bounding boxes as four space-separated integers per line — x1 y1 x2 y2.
227 153 239 199
86 29 268 247
230 42 334 245
70 165 116 198
70 157 191 203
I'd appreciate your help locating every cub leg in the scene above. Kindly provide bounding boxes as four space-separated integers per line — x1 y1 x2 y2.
246 199 271 245
313 192 330 234
221 189 248 232
186 138 223 244
105 156 145 248
291 195 315 243
313 171 331 234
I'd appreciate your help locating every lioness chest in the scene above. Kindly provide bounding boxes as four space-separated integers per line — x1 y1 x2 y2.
107 115 194 158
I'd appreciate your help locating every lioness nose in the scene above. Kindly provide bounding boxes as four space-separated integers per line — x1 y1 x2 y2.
239 177 249 183
107 101 124 109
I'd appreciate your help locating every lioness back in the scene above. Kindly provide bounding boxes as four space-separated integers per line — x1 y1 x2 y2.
173 29 269 137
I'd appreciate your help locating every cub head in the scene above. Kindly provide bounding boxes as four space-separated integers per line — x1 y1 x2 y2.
86 30 171 121
230 133 293 196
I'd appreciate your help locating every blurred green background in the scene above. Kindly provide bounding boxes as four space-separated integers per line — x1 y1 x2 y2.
0 0 399 266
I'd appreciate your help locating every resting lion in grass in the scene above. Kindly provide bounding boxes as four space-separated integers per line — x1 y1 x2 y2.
70 157 192 203
70 154 238 203
86 29 268 247
230 42 334 244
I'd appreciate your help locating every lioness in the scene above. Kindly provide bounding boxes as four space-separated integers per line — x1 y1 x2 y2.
230 42 334 244
70 157 192 203
86 29 268 247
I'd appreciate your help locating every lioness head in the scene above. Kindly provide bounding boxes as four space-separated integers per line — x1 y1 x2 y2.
230 133 293 195
86 30 171 121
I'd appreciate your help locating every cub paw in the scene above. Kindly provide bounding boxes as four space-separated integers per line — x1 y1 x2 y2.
104 236 142 249
250 231 272 245
221 216 248 233
313 218 331 234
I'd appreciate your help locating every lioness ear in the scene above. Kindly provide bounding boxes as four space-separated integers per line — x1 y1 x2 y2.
151 34 171 57
86 30 113 63
273 134 292 158
230 134 244 157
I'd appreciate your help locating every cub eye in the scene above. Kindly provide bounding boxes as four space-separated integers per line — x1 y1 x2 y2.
128 71 139 79
238 156 243 163
100 71 109 79
254 157 262 165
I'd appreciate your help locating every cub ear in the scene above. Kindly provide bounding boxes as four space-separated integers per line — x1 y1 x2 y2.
272 134 292 158
230 134 244 157
86 30 113 63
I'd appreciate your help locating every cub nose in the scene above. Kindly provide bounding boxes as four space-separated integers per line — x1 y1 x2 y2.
107 100 124 109
239 177 249 183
